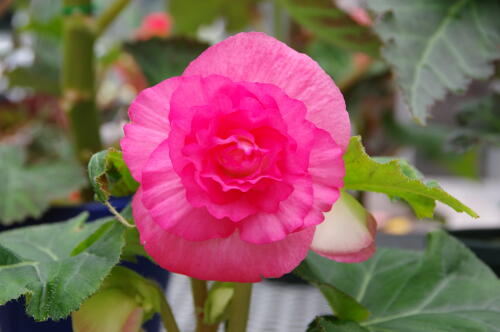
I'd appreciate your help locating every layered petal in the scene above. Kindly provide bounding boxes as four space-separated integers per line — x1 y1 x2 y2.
121 77 181 180
133 188 315 282
310 191 376 263
165 75 321 227
238 176 314 243
295 128 345 230
183 32 350 150
122 32 358 282
142 139 236 241
168 75 232 133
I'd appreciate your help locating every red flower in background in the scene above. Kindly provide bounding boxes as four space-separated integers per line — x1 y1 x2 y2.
135 13 172 41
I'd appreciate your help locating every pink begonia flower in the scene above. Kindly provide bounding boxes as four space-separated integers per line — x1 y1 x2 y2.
121 32 376 282
135 13 172 41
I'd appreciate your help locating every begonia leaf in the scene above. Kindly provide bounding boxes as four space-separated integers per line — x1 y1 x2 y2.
279 0 380 56
0 213 124 321
88 148 138 203
307 316 368 332
301 231 500 331
368 0 500 123
204 282 235 325
0 145 86 225
343 136 477 219
124 38 208 86
169 0 260 35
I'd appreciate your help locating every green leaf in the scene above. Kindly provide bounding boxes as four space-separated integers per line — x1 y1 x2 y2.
122 227 151 263
6 36 61 95
0 145 86 225
301 231 500 331
306 41 356 85
449 94 500 150
367 0 500 123
88 148 138 203
124 38 208 86
88 150 108 202
278 0 380 55
204 282 235 324
170 0 259 35
382 111 481 179
0 213 125 321
104 149 139 197
343 136 478 219
307 316 369 332
372 157 424 180
116 204 150 263
296 230 370 323
318 284 370 322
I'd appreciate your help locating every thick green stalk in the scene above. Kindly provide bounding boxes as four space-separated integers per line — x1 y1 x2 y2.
190 278 219 332
95 0 131 36
227 283 253 332
159 291 181 332
62 0 102 167
190 278 208 332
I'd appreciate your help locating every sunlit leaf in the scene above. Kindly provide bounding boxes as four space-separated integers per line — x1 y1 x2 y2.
343 136 477 218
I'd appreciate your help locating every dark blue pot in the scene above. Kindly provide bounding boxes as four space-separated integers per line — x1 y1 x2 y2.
0 197 169 332
449 229 500 277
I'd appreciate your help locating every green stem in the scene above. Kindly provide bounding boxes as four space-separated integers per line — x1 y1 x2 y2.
159 291 181 332
227 283 253 332
95 0 131 36
191 278 207 332
104 200 135 228
190 278 219 332
62 0 101 168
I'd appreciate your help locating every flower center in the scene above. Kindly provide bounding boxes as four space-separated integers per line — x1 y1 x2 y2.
217 137 262 177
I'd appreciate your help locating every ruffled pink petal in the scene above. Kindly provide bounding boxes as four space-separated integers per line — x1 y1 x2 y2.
310 192 376 263
133 188 315 282
183 32 350 150
295 128 344 230
168 75 232 132
181 165 259 221
238 176 313 244
309 128 345 209
121 77 181 180
141 139 236 241
240 81 315 174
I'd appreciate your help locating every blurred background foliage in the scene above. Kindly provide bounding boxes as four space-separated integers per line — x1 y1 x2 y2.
0 0 499 226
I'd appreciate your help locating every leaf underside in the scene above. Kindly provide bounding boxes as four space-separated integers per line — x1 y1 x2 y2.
368 0 500 123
